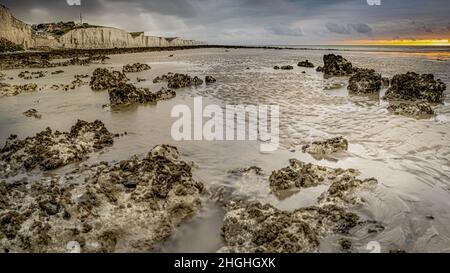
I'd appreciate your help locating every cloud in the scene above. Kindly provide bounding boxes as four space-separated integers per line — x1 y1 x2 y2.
349 23 372 33
325 22 372 35
1 0 449 44
66 0 81 6
325 23 350 34
265 23 303 36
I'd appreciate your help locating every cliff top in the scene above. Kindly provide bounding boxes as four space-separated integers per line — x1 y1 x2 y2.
32 22 104 36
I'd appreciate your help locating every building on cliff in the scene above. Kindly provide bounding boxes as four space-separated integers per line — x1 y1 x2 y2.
0 4 206 50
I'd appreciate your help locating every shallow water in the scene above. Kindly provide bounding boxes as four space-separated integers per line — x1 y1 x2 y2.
1 47 449 253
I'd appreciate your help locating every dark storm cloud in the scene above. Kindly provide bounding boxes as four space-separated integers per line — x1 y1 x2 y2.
0 0 449 44
325 23 351 34
349 23 372 34
265 23 303 37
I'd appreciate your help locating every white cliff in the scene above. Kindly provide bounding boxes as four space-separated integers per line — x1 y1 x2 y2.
0 5 34 48
0 4 205 50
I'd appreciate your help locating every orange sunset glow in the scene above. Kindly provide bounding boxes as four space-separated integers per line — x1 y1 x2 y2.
343 39 450 46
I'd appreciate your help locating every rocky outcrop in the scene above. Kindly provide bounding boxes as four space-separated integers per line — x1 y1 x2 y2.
23 109 41 119
384 72 446 103
302 136 348 155
109 83 176 107
347 69 382 94
0 83 38 97
297 60 314 68
220 157 378 252
108 84 156 106
205 76 216 84
90 68 128 90
319 54 354 77
122 63 151 73
269 159 360 193
153 73 203 89
0 120 114 177
387 102 435 117
220 201 362 253
0 145 205 252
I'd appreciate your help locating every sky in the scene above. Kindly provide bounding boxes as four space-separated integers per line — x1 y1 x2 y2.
1 0 449 45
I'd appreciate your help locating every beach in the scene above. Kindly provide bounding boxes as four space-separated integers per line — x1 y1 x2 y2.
0 46 449 253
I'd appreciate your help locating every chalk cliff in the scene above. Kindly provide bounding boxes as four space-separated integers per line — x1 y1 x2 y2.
0 5 34 48
0 4 205 50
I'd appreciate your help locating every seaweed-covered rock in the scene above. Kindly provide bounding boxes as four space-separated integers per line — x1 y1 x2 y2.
387 102 435 117
269 159 358 192
154 88 176 101
0 145 204 252
280 65 294 70
297 60 314 68
108 84 157 106
384 72 446 103
348 69 382 94
205 76 216 84
0 120 114 176
122 63 151 73
219 201 360 253
0 83 38 97
108 84 176 106
302 136 348 155
153 73 203 89
90 68 128 90
321 54 354 77
23 109 42 119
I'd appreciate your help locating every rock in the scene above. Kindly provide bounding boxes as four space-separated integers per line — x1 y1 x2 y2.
50 75 88 91
384 72 446 103
302 136 348 155
108 84 157 106
153 73 203 89
205 76 216 84
338 238 352 250
154 88 176 101
321 54 354 77
219 200 361 253
89 68 128 90
136 77 146 82
347 69 382 94
23 108 42 119
108 84 176 106
269 159 358 193
51 70 64 75
273 66 280 70
122 63 151 73
0 145 204 252
0 120 114 176
381 77 390 87
229 166 264 176
39 201 60 215
123 179 138 189
280 65 294 70
387 102 435 117
1 83 39 97
297 60 314 68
